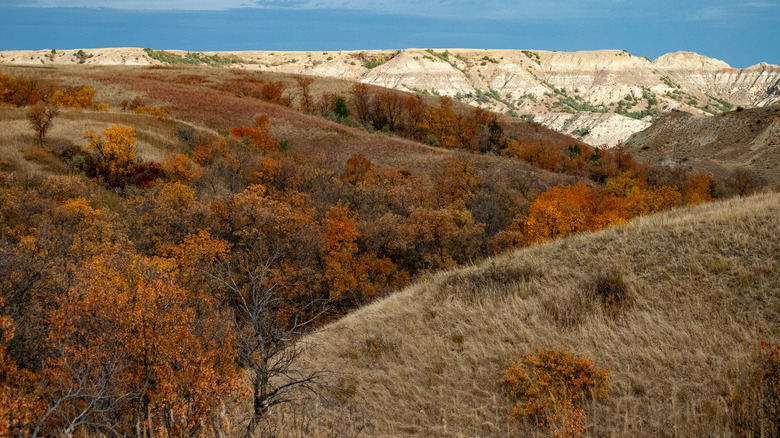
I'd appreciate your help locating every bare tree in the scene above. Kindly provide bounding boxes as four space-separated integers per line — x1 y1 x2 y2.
295 76 314 114
349 83 374 127
27 102 60 148
32 351 133 438
207 247 329 438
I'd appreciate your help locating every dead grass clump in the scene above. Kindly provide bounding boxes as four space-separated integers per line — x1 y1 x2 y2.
340 334 401 366
441 261 542 302
543 269 633 326
585 268 633 318
542 288 593 328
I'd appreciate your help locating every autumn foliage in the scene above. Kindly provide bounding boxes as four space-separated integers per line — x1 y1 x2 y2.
84 125 137 187
230 115 277 152
523 183 626 244
502 348 610 437
0 66 739 436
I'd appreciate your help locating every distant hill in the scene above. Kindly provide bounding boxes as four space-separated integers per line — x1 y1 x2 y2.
282 193 780 437
2 47 778 147
625 105 780 188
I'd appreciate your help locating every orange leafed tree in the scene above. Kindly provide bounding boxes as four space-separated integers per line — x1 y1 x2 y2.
503 139 562 172
349 83 374 126
322 204 360 303
43 254 238 437
341 153 375 186
436 156 482 204
0 303 39 437
377 90 405 132
296 76 314 113
422 96 457 148
161 153 201 184
524 183 626 244
683 172 715 206
230 115 277 152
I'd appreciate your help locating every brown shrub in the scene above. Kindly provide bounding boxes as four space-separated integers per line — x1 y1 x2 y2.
731 340 780 436
584 269 633 318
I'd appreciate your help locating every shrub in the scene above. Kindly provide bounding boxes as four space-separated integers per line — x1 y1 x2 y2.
83 125 137 187
501 347 610 436
333 96 350 119
585 269 632 317
69 154 85 171
731 340 780 435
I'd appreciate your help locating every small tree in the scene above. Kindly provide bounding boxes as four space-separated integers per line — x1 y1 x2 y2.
333 96 350 120
295 76 314 114
207 246 328 437
84 125 136 187
27 102 60 147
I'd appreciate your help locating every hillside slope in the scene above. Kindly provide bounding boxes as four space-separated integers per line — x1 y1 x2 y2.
0 64 576 186
625 105 780 188
3 48 778 147
283 193 780 437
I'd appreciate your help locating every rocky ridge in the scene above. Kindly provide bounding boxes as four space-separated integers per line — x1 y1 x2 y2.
2 47 778 147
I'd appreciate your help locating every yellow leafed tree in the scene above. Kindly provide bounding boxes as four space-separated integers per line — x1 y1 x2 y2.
85 125 136 187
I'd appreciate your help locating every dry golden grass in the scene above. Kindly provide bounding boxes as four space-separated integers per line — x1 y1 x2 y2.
0 105 198 170
269 193 780 437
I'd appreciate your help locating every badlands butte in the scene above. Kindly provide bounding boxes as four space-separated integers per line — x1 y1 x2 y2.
2 47 779 147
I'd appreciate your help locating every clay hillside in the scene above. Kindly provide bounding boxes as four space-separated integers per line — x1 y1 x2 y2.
625 105 780 188
2 47 779 147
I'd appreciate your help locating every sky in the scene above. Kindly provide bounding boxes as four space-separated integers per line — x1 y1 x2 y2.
1 0 778 68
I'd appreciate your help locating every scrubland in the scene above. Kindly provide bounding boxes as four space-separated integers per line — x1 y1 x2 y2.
0 63 776 437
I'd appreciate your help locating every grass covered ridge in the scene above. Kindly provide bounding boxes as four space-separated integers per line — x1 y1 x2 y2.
278 193 780 437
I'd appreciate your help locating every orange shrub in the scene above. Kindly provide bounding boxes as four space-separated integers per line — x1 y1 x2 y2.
135 105 169 118
229 115 277 152
84 125 136 187
503 139 562 172
52 85 97 108
161 154 200 184
523 183 626 244
501 347 610 434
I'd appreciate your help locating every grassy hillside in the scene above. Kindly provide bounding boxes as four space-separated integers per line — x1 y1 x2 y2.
278 193 780 437
0 64 583 179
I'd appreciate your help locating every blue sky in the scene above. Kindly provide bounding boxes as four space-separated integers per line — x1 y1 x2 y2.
1 1 778 68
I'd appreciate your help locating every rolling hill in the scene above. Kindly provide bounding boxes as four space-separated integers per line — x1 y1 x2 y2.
625 105 780 189
277 192 780 437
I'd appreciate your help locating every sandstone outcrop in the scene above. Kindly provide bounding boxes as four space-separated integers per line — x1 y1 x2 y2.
3 47 778 147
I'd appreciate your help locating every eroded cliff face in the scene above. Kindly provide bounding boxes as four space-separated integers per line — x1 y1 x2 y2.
3 47 778 147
